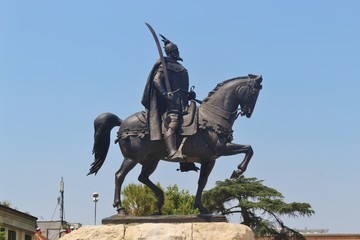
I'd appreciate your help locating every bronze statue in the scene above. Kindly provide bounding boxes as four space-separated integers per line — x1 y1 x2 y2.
142 24 198 172
88 24 263 215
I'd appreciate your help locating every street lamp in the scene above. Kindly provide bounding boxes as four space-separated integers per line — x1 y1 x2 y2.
93 192 99 225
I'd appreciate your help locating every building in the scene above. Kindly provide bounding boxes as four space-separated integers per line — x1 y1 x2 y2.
0 204 37 240
257 234 360 240
36 221 82 240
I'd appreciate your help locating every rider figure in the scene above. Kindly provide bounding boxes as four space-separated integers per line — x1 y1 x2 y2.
141 35 198 172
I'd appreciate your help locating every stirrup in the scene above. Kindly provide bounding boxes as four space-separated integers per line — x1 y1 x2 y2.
177 162 199 172
166 150 185 161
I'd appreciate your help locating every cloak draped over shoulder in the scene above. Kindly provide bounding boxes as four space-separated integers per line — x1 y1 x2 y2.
141 59 164 140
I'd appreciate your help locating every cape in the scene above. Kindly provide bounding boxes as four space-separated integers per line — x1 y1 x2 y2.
141 59 164 140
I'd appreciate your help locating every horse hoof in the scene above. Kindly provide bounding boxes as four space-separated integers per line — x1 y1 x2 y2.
116 208 128 216
230 169 245 179
230 170 240 179
199 208 212 215
194 204 212 215
152 211 162 216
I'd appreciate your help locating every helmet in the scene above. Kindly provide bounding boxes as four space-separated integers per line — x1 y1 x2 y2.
159 34 183 61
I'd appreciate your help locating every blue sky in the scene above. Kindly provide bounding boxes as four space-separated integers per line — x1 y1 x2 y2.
1 1 359 233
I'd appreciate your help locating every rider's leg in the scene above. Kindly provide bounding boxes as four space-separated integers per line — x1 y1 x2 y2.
164 113 179 158
164 113 199 172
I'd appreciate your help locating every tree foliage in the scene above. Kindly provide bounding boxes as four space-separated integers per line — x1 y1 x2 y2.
0 200 12 207
202 176 315 240
121 183 199 216
162 185 199 215
121 183 158 216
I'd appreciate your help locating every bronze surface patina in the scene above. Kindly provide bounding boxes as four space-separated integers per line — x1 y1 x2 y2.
88 23 263 216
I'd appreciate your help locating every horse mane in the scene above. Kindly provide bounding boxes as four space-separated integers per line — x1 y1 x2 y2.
203 75 255 102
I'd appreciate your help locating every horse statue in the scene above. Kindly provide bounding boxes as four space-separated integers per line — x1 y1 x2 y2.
88 74 263 215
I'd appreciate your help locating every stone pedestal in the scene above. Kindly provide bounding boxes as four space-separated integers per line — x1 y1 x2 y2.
60 223 255 240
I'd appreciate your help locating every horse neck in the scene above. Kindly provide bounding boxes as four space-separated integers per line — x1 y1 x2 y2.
199 83 240 129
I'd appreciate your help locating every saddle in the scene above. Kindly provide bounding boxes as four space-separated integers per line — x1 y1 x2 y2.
179 100 198 136
127 101 198 138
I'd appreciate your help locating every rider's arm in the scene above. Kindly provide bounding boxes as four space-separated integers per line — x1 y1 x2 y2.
154 73 166 96
153 67 168 98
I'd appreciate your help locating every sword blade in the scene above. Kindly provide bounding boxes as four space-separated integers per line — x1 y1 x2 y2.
145 23 171 93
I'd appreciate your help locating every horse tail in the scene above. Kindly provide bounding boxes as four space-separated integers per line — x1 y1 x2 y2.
87 112 122 176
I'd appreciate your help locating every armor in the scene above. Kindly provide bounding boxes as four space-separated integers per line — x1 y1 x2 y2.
142 56 189 156
142 36 198 171
153 59 189 113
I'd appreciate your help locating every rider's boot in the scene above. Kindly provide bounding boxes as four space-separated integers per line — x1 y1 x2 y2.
164 129 183 160
164 129 199 172
164 114 199 171
165 137 198 172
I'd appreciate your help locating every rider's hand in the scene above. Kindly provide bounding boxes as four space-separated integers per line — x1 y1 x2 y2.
160 91 172 100
166 92 173 100
188 90 196 100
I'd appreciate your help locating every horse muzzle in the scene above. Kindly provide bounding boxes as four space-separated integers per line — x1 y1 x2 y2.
240 107 253 118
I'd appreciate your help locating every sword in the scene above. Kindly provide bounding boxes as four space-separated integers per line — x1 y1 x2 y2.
145 23 172 94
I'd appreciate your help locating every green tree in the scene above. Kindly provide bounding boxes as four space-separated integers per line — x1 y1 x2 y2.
202 176 314 240
0 231 5 240
162 185 199 215
121 183 199 216
121 183 158 216
0 200 12 207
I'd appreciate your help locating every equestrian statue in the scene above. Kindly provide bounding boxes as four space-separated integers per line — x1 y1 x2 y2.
87 23 263 215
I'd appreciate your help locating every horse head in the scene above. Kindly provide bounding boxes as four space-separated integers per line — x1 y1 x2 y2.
237 74 262 118
200 74 262 129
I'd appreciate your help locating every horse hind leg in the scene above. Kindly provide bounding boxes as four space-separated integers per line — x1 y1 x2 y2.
113 157 137 214
138 159 164 215
194 160 215 214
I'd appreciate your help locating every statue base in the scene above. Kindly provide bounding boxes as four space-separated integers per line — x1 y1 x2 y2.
60 223 255 240
102 214 227 224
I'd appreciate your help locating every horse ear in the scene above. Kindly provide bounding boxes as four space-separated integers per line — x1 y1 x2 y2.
255 75 263 84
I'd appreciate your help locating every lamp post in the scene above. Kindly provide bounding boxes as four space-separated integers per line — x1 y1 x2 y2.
92 192 99 225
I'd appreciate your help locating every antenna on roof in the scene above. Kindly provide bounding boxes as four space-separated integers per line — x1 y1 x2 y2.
59 177 65 226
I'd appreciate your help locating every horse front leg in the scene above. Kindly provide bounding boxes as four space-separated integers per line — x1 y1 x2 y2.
194 160 215 214
221 143 253 178
113 157 137 215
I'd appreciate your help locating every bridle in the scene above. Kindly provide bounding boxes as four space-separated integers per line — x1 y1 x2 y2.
235 82 261 117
